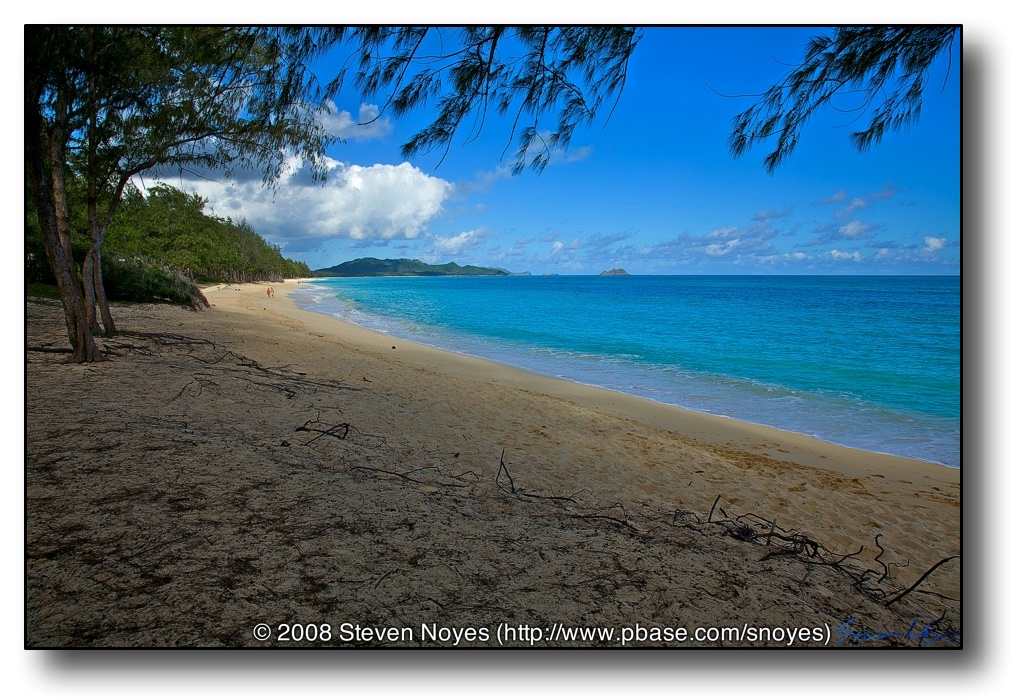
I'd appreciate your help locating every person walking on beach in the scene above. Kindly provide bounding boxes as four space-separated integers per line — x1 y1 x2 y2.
267 287 274 298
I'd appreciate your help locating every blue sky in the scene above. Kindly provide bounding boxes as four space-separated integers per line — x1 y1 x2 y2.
160 26 961 275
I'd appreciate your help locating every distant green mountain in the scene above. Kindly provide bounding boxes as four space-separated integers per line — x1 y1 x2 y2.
312 258 511 277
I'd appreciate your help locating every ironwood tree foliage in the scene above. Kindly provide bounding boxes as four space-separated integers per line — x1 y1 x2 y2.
26 26 334 361
728 26 959 173
295 26 643 174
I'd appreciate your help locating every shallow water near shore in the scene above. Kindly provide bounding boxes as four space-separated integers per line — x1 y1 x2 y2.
293 275 960 467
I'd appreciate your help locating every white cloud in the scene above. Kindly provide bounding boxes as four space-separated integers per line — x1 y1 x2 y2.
454 165 513 195
839 197 868 218
318 102 393 142
561 146 594 164
705 239 740 256
151 156 453 250
924 236 947 253
830 185 897 220
838 220 872 238
753 205 793 221
707 226 739 239
433 229 486 254
868 183 899 201
829 249 862 262
819 190 848 205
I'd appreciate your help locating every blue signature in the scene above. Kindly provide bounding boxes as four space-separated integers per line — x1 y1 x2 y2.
835 617 961 646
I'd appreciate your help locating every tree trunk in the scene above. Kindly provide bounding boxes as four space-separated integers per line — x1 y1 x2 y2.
93 249 116 334
26 102 100 362
82 248 101 333
48 101 74 267
84 245 116 334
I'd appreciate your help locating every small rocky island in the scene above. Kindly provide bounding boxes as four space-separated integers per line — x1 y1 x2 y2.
599 268 629 276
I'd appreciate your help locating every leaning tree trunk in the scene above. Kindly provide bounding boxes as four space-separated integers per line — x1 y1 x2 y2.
26 102 100 362
83 245 115 335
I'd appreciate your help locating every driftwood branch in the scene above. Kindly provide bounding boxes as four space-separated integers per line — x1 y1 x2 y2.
873 533 889 581
349 466 427 484
496 449 517 494
884 555 960 607
296 420 351 444
707 494 721 523
27 345 73 354
568 513 638 531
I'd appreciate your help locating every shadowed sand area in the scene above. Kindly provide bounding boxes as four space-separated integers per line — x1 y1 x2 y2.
26 281 961 647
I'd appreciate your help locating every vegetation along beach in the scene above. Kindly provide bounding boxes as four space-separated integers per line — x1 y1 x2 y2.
27 26 961 649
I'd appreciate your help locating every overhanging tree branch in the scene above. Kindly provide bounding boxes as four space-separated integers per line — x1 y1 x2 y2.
727 26 958 173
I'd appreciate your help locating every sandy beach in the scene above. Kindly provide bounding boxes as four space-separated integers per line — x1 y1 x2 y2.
26 281 961 647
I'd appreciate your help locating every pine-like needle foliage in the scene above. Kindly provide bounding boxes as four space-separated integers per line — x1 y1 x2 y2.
728 26 958 173
302 27 642 174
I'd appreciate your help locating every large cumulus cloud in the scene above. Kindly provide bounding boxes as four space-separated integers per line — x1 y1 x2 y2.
147 156 453 252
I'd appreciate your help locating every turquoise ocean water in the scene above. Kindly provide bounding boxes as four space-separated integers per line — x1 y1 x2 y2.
293 275 961 468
